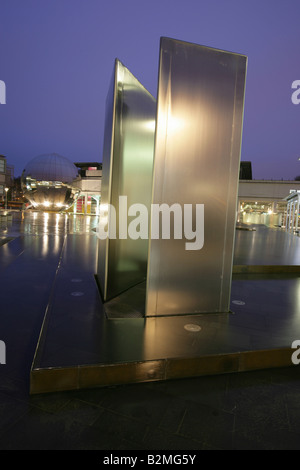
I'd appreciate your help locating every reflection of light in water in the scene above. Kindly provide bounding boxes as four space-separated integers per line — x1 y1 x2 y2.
64 214 99 234
55 213 60 233
69 215 76 233
15 211 99 236
53 235 60 255
41 234 49 257
43 212 49 233
64 214 68 233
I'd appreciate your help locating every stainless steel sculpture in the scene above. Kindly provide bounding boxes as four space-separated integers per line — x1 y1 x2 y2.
97 59 156 301
145 38 247 316
21 153 81 211
97 38 247 317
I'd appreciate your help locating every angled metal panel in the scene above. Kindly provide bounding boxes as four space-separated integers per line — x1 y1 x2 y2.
97 59 156 301
146 37 247 316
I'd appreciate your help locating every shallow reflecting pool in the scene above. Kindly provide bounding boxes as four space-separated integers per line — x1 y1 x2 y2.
0 210 100 236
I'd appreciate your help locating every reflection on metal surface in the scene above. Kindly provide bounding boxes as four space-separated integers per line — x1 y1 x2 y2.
97 59 156 301
21 153 81 211
233 225 300 266
146 38 247 316
184 324 202 332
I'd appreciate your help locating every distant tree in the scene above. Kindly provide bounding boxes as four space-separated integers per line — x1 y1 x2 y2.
295 176 300 181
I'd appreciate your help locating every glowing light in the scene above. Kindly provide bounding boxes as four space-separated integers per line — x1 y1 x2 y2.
144 120 156 132
168 115 186 134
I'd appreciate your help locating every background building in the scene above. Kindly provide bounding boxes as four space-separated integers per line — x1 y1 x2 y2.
73 162 102 215
4 154 300 228
0 155 6 199
285 190 300 233
238 178 300 227
239 161 252 180
0 154 14 206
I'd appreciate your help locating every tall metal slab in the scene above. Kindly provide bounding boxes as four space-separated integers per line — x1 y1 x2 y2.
97 59 156 301
146 37 247 316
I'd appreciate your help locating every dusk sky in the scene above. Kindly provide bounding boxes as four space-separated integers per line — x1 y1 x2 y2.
1 0 300 179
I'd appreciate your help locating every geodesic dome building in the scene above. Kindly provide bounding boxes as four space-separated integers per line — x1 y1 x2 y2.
21 153 81 211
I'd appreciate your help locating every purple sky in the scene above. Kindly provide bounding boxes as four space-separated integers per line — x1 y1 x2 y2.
1 0 300 179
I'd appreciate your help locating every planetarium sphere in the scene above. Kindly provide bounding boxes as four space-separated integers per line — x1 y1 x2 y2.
21 153 80 211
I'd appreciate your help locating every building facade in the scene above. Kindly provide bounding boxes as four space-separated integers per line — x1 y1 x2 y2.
0 154 14 203
237 179 300 227
285 190 300 233
0 155 6 199
73 162 102 215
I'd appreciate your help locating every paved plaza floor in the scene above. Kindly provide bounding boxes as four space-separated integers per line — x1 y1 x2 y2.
0 210 300 450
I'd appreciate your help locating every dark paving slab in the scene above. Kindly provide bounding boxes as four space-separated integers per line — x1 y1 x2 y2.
1 212 300 449
26 219 300 394
234 224 300 265
0 233 65 388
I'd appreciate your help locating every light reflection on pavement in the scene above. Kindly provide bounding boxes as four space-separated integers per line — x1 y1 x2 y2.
0 210 99 237
2 211 300 267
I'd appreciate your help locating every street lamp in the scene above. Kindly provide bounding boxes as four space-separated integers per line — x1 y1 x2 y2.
4 187 8 210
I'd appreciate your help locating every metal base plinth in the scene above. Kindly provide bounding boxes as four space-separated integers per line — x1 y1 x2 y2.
30 257 300 394
30 347 294 395
1 215 299 395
